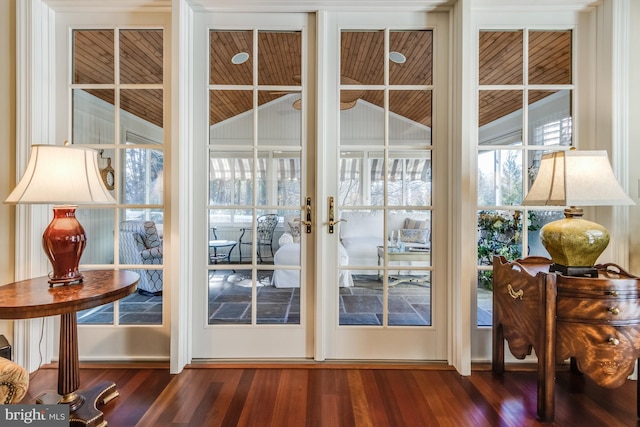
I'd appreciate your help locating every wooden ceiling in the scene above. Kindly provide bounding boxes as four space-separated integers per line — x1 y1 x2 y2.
74 29 571 131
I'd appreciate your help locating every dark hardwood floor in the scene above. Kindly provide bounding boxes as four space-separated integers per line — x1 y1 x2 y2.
24 363 639 427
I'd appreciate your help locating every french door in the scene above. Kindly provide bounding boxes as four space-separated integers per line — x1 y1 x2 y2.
192 11 448 361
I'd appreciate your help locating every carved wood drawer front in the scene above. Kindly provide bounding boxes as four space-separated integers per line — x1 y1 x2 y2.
556 297 640 323
556 323 640 388
493 260 544 357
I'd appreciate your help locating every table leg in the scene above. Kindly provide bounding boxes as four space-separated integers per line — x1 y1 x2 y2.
36 312 119 427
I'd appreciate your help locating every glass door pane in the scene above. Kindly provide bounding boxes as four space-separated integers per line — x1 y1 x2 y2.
196 13 311 359
338 30 433 328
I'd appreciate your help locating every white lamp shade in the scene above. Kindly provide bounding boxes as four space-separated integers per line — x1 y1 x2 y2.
5 145 116 205
522 150 634 207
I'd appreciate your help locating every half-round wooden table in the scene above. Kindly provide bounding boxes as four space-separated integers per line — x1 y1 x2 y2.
0 270 139 427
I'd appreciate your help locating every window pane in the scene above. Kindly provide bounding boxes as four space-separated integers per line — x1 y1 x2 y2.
388 270 431 326
477 209 523 266
121 148 164 205
73 30 114 84
210 90 253 138
119 290 163 325
210 31 253 86
477 269 492 327
341 90 384 146
209 153 254 206
120 30 163 84
121 89 163 128
258 31 301 86
527 210 565 258
209 269 252 324
387 153 432 207
257 90 301 147
369 155 385 207
528 31 572 85
257 269 299 324
276 154 301 207
341 31 384 85
72 89 115 145
76 208 115 265
477 150 523 206
479 30 523 85
339 153 362 206
528 90 572 147
389 90 432 146
389 30 432 86
478 90 523 142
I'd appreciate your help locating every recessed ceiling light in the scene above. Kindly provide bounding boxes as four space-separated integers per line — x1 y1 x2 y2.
389 51 406 64
231 52 249 65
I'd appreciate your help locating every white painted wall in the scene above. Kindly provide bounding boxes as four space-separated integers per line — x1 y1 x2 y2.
0 0 16 346
628 1 640 274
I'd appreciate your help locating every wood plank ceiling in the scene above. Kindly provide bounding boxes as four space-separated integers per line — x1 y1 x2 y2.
73 29 571 132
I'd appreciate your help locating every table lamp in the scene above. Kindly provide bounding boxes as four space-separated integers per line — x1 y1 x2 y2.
522 149 634 277
4 144 116 285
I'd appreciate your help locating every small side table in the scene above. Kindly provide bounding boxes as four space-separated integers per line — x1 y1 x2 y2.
209 239 237 264
0 270 139 427
376 246 431 286
492 256 640 422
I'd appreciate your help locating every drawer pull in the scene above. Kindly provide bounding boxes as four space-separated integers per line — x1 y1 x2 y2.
607 307 621 316
608 337 620 346
608 290 618 297
507 284 523 300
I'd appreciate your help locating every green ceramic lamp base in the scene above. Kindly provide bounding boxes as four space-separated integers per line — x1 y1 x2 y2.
540 208 609 276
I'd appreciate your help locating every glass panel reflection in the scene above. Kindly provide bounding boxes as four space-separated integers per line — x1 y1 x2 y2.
528 90 572 147
477 209 523 266
478 90 523 140
73 30 114 84
477 269 493 327
479 30 523 85
210 90 253 130
209 152 254 206
528 31 572 85
340 90 384 145
208 216 240 265
389 30 433 86
276 153 301 207
120 30 163 84
258 31 301 86
388 271 430 326
527 210 565 258
389 90 432 146
477 150 523 206
120 147 164 205
341 31 384 85
387 153 432 207
258 90 301 147
208 269 252 324
121 89 163 128
257 269 300 324
339 152 362 206
210 31 253 86
119 287 163 325
77 302 114 325
76 208 114 265
73 89 115 145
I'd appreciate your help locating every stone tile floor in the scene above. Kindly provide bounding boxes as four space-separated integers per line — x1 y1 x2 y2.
77 271 493 327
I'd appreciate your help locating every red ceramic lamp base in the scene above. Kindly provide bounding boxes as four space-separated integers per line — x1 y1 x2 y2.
43 206 87 285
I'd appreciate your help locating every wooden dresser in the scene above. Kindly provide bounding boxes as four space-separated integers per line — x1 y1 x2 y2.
492 256 640 422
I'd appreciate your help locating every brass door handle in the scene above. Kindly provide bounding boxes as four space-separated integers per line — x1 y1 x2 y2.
299 197 312 233
328 197 346 234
